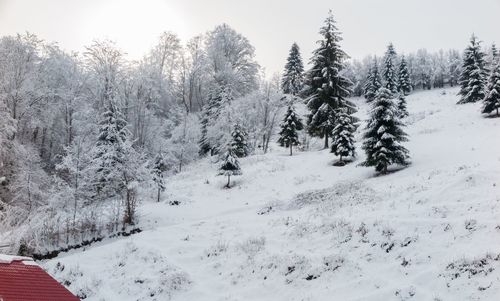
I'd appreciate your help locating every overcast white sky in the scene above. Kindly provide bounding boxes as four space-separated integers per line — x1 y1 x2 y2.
0 0 499 75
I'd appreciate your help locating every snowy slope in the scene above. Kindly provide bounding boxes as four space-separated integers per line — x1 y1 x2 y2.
43 87 500 301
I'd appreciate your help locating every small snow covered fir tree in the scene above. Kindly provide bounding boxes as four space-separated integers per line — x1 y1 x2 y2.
398 56 412 95
364 58 382 102
458 35 487 104
282 43 305 96
396 94 409 118
482 62 500 117
304 11 353 149
489 44 498 66
361 88 410 174
331 108 356 165
277 105 304 155
152 152 167 202
383 43 398 94
218 147 242 188
230 123 249 158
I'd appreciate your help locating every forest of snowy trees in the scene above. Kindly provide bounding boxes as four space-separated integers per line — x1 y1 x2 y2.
0 10 498 257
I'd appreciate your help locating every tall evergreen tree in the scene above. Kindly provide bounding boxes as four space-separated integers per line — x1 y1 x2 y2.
152 151 167 203
93 103 130 198
282 43 305 96
361 88 410 174
364 58 382 102
457 35 487 104
92 102 145 225
482 62 500 116
277 105 304 156
383 43 398 94
218 147 242 188
230 123 249 157
397 55 412 95
331 108 356 165
303 11 354 149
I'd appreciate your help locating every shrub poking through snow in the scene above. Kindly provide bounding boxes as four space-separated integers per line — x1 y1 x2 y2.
361 88 410 174
218 147 242 188
278 104 304 156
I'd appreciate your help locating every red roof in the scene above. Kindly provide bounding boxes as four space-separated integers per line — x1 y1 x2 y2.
0 255 79 301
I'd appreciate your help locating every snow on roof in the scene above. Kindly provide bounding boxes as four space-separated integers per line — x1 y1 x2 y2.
0 254 33 264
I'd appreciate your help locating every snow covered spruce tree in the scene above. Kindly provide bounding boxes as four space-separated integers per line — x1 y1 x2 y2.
383 43 399 94
282 43 305 96
487 43 498 68
304 11 354 149
218 147 242 188
398 55 412 95
396 94 409 118
364 58 382 102
230 123 249 158
361 88 410 174
152 151 167 203
457 35 488 104
331 108 356 165
482 62 500 117
92 103 145 226
277 104 304 155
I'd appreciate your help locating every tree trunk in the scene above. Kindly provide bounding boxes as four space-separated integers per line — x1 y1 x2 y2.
324 130 329 149
226 174 231 188
157 187 161 203
289 144 293 156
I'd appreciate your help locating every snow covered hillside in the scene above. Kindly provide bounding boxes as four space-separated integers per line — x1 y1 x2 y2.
43 87 500 301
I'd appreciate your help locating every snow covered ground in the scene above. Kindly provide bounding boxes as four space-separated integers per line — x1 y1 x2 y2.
43 87 500 300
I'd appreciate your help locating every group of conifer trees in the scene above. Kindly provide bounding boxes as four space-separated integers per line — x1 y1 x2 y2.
276 11 410 174
457 35 500 117
218 14 500 187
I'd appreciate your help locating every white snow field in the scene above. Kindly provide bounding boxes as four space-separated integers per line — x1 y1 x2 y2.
44 87 500 301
